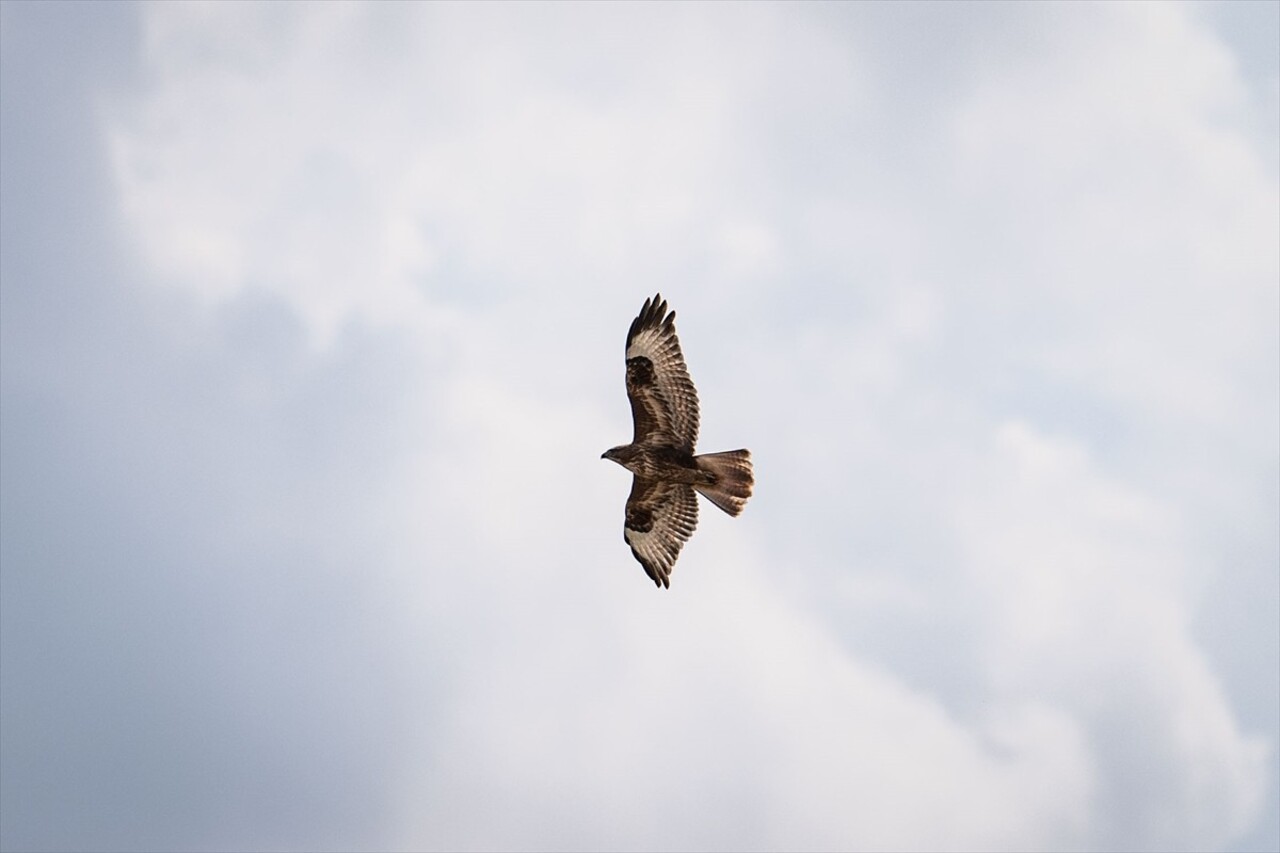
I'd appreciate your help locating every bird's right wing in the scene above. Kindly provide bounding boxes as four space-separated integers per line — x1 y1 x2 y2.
624 478 699 588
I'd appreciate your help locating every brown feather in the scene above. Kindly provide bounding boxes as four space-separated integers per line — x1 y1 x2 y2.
624 479 698 588
624 293 700 451
605 294 751 588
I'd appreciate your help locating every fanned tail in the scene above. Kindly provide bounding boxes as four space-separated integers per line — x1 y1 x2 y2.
694 450 754 517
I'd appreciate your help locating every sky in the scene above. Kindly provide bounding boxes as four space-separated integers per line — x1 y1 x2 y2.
1 2 1277 851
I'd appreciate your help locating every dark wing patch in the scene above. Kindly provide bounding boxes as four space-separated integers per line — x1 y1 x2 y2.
625 294 700 451
625 356 662 443
624 478 699 588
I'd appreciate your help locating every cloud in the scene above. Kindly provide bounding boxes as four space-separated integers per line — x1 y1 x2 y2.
3 2 1276 851
955 422 1268 849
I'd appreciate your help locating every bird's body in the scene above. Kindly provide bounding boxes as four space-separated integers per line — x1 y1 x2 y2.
603 444 712 485
602 294 754 588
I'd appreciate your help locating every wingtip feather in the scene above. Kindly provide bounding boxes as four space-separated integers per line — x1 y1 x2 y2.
627 292 677 348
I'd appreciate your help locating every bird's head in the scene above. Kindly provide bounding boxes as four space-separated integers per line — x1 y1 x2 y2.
601 445 631 466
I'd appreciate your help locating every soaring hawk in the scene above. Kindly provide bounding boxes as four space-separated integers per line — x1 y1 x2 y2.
602 294 754 588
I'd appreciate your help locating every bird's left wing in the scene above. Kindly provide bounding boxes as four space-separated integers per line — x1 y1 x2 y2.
624 478 699 588
625 294 700 451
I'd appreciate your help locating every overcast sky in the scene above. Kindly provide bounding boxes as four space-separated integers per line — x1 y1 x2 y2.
1 2 1277 851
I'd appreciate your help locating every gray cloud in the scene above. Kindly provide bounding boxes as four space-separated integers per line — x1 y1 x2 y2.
3 9 431 850
3 2 1276 851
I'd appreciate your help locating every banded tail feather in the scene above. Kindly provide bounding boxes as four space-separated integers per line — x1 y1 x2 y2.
693 449 753 517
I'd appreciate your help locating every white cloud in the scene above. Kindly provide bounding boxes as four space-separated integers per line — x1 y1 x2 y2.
941 3 1277 437
955 422 1268 848
76 1 1280 850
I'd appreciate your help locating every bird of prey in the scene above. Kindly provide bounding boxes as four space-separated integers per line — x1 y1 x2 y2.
602 294 754 588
